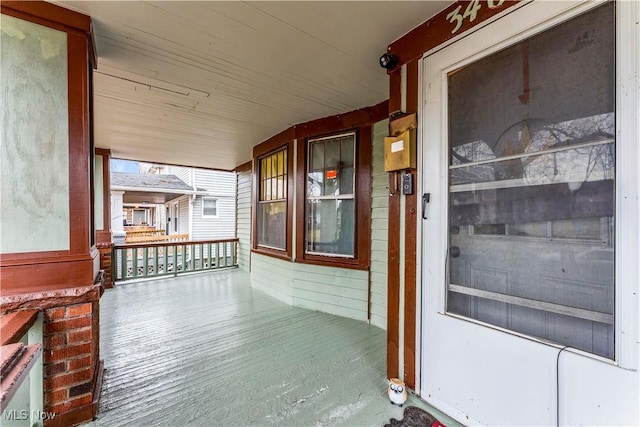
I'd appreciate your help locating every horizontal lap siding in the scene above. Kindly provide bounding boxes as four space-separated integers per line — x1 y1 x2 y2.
191 170 236 241
194 170 235 196
292 263 369 321
178 196 190 235
192 196 236 240
170 166 192 186
370 119 389 330
237 170 252 272
250 253 293 304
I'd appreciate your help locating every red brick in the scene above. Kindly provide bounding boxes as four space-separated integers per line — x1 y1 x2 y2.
68 355 92 371
44 316 92 334
66 303 92 318
45 333 66 349
49 393 91 415
67 328 92 344
69 381 92 397
45 307 66 321
45 388 68 405
44 368 92 391
47 343 92 363
45 362 67 378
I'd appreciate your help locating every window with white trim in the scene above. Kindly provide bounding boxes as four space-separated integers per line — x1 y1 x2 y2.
202 198 218 217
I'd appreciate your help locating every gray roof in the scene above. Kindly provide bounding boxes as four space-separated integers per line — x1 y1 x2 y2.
111 173 193 192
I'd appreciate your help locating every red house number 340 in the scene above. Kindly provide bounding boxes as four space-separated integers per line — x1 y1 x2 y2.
446 0 506 34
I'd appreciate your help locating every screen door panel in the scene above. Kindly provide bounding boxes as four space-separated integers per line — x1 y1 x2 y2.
446 2 615 358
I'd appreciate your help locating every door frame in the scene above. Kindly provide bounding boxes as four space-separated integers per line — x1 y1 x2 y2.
417 0 639 424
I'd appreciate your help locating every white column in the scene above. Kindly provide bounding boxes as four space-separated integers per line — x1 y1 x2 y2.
111 190 126 244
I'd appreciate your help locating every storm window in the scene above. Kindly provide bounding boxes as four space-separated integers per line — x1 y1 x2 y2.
257 148 287 250
306 132 356 257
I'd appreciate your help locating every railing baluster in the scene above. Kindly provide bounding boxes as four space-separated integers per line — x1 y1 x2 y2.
132 248 138 279
112 238 238 282
154 246 159 277
121 248 127 280
143 247 149 278
233 241 237 266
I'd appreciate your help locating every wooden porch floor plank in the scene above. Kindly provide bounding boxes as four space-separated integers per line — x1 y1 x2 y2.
93 270 459 427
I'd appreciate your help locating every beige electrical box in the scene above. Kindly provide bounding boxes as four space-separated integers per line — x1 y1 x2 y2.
384 130 415 171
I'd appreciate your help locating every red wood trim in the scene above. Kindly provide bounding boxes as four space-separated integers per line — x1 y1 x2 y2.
235 160 252 173
387 0 521 71
387 173 401 380
0 343 42 405
2 6 90 264
1 6 94 296
91 360 105 419
356 125 372 268
294 125 372 270
251 131 295 260
389 69 402 115
251 247 292 262
1 1 91 34
68 31 91 257
0 259 96 297
0 310 39 346
292 102 383 270
295 100 389 140
252 127 296 158
402 60 419 391
101 150 111 233
406 60 419 115
386 67 403 380
294 137 306 263
403 188 417 390
1 252 77 265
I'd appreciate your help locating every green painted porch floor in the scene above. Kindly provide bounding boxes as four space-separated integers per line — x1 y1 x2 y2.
92 270 461 427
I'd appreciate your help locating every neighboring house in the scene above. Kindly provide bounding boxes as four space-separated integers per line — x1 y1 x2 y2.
110 167 236 243
110 172 192 243
162 166 236 242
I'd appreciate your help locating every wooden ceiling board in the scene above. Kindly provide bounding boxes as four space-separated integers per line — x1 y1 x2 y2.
54 1 450 170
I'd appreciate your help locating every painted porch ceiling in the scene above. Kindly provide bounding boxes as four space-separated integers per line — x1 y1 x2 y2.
55 1 449 171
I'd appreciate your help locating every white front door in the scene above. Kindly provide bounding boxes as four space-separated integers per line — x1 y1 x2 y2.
420 1 638 425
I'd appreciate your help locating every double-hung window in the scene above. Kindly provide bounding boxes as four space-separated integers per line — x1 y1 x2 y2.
306 132 356 257
202 198 217 217
257 147 287 250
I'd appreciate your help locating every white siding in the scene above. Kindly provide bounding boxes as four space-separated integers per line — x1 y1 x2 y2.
168 166 192 186
236 169 252 272
191 195 236 240
194 169 235 195
163 167 237 241
250 253 293 304
370 119 389 330
191 169 236 240
178 196 190 235
292 263 369 321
